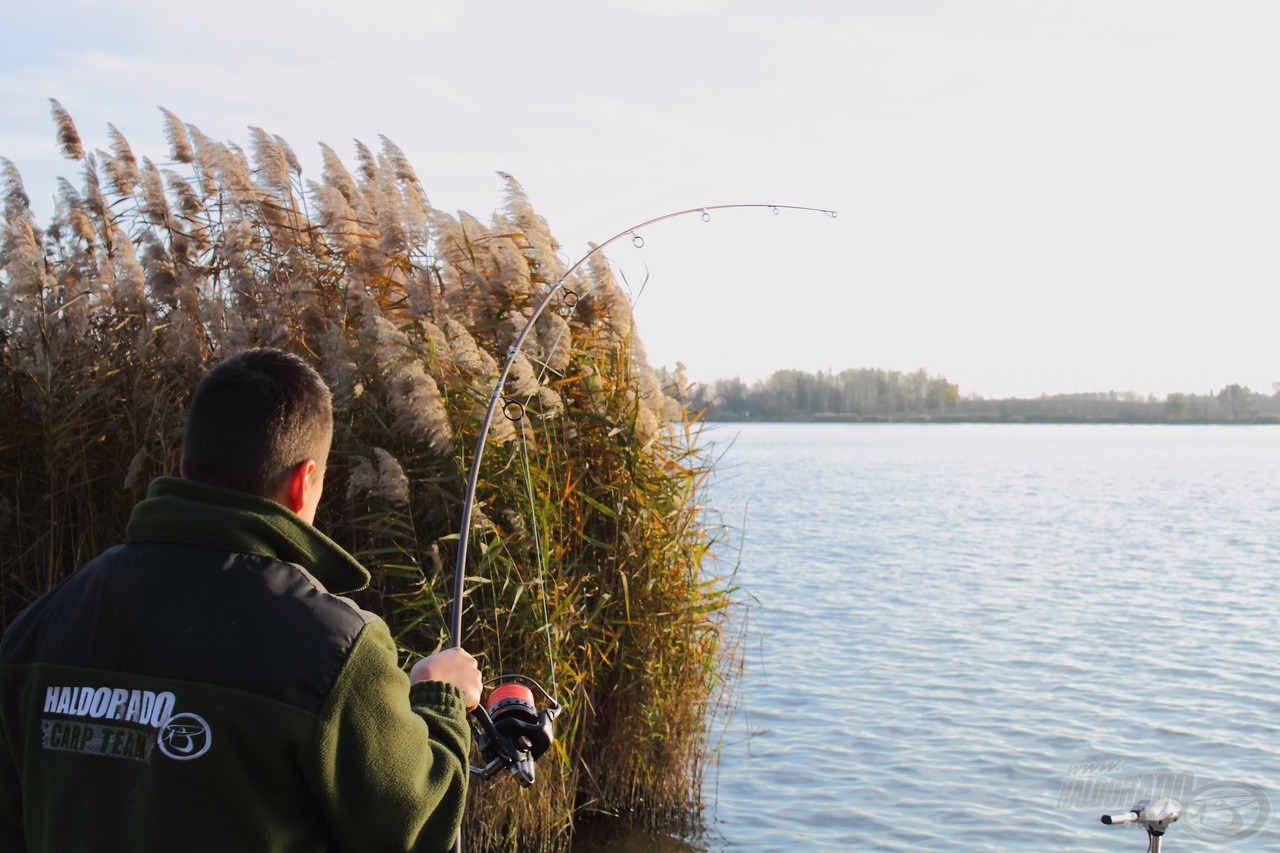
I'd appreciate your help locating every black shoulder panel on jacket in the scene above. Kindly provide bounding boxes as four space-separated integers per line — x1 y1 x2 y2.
0 542 377 713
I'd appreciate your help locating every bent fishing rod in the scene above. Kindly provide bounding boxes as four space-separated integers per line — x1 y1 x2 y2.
446 203 835 844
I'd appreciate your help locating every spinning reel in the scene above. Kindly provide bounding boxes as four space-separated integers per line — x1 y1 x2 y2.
468 674 561 787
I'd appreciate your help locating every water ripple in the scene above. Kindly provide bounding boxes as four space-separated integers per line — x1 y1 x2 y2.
701 424 1280 851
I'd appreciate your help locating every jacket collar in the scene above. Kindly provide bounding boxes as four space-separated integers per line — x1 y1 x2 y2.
126 477 371 594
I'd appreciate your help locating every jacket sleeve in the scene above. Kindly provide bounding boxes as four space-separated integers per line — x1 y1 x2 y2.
0 686 25 852
306 620 471 853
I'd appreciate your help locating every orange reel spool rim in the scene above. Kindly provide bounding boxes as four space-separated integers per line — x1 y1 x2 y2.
487 683 536 713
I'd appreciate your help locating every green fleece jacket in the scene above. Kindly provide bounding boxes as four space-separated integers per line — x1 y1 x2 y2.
0 477 469 852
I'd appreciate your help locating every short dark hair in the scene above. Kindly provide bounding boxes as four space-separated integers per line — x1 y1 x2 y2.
182 349 333 497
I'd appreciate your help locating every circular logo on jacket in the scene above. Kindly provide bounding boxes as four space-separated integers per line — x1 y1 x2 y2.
157 712 212 760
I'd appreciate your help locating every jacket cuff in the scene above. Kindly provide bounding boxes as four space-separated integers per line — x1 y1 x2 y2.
409 679 466 716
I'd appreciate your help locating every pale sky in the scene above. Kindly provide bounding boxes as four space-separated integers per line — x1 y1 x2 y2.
3 0 1278 399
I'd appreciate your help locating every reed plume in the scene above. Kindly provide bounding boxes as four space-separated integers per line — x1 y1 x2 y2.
48 99 84 161
160 107 194 164
102 124 141 196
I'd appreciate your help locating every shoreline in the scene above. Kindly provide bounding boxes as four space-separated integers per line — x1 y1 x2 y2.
709 414 1280 425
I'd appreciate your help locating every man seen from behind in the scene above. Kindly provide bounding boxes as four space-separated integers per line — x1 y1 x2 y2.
0 347 481 851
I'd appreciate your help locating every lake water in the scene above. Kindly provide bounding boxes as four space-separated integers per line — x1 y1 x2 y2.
691 423 1280 851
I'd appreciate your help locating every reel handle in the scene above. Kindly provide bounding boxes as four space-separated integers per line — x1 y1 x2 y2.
467 675 561 788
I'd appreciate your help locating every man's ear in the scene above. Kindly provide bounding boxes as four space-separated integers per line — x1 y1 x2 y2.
284 459 318 514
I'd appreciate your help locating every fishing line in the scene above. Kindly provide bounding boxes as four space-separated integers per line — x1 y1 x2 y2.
515 411 558 697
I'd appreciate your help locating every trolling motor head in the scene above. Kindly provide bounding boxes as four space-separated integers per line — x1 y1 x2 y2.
1102 798 1181 851
469 674 561 787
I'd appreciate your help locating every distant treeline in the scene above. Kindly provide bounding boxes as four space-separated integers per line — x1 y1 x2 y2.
680 368 1280 424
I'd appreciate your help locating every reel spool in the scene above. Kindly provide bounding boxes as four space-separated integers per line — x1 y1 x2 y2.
469 675 561 787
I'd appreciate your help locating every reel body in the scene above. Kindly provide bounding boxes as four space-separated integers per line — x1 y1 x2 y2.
469 675 561 787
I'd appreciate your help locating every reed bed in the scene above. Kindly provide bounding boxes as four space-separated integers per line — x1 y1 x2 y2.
0 104 735 849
